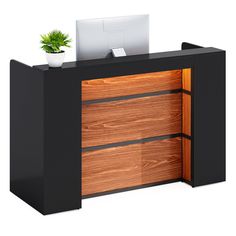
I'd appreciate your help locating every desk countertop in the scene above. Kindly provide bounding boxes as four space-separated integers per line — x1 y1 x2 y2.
34 46 223 72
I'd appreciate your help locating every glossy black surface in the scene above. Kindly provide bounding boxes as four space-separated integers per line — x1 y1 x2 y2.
10 42 226 214
191 50 226 186
34 46 222 72
10 61 81 215
10 61 44 213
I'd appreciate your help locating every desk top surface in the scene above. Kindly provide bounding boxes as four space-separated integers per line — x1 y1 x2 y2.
34 47 223 72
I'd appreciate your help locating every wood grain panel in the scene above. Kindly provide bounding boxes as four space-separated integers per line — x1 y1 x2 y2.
82 70 182 101
82 137 182 196
182 138 191 181
182 68 191 91
82 93 181 148
182 93 191 136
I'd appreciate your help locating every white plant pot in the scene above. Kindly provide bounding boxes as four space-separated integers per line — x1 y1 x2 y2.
46 51 65 67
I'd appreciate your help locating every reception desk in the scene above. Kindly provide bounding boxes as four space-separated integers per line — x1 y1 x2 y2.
10 42 226 214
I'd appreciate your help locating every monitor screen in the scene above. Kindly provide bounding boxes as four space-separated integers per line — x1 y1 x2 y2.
76 15 149 61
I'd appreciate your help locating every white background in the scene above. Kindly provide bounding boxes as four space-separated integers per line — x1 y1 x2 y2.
0 0 235 235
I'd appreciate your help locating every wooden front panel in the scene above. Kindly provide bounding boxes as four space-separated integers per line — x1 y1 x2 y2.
82 137 182 196
82 70 182 101
182 68 191 91
82 93 181 148
182 138 191 181
182 93 191 136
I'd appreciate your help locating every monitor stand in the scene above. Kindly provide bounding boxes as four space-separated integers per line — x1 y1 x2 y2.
111 48 126 57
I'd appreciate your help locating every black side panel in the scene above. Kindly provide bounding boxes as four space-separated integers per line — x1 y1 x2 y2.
10 60 44 213
43 69 81 214
192 51 226 186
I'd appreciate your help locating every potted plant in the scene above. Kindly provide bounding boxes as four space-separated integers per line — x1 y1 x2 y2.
40 30 72 67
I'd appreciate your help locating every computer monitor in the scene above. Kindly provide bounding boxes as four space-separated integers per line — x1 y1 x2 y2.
76 15 149 61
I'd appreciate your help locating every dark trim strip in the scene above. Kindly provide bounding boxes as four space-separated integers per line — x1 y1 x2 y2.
82 89 182 105
82 178 182 199
182 89 191 95
82 133 181 152
182 133 191 140
182 179 193 186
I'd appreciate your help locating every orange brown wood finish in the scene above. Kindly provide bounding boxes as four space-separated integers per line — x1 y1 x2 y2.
182 68 191 92
182 68 192 181
82 69 192 195
82 70 182 101
182 138 191 181
182 93 191 136
82 137 182 196
82 93 181 148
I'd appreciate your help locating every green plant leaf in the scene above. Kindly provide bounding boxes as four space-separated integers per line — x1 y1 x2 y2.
40 30 72 53
41 45 54 53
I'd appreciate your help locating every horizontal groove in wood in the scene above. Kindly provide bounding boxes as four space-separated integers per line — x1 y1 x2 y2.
83 89 181 105
82 93 182 148
182 89 191 96
182 93 191 136
182 137 191 181
82 137 182 196
182 133 191 140
82 133 181 152
182 68 191 92
82 70 182 101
